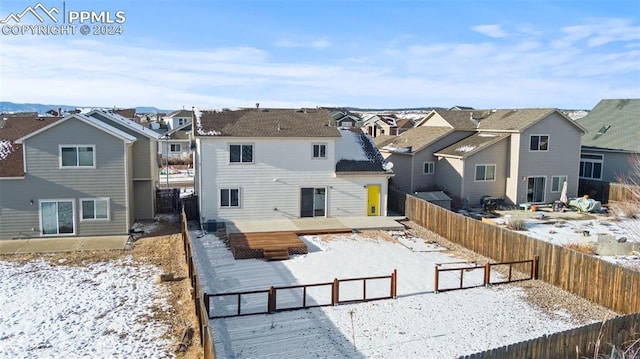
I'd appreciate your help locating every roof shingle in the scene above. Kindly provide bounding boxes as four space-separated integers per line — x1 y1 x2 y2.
577 99 640 153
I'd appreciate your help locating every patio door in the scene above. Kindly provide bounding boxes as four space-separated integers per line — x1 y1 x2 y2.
300 188 326 218
527 177 545 203
40 200 75 236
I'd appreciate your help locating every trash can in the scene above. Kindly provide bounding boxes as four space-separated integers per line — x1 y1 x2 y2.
553 200 562 212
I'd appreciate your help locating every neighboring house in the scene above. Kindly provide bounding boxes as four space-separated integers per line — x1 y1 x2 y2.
576 99 640 183
329 109 362 128
158 121 193 161
193 108 392 224
0 114 138 239
163 110 192 130
375 110 478 193
362 114 399 137
87 109 162 220
376 109 586 207
395 118 415 135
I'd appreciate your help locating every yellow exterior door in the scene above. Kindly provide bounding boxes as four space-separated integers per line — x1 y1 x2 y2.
367 184 380 216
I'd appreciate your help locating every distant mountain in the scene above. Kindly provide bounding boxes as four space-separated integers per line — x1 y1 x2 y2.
0 102 170 115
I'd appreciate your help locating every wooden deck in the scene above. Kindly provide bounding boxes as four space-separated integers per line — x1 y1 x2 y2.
228 228 352 261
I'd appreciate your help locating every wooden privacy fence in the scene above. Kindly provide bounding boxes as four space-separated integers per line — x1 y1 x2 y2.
404 195 640 314
157 188 180 213
180 211 215 359
204 270 398 319
434 258 537 293
458 312 640 359
579 179 639 203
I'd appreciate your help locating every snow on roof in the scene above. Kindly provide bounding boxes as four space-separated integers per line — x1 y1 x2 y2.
336 129 373 161
0 140 14 160
335 129 386 173
455 144 476 153
89 110 162 139
193 108 222 136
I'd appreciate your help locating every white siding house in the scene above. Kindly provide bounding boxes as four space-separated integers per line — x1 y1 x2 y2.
194 108 392 224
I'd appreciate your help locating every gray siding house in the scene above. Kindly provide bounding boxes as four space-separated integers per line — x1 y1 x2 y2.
0 114 137 239
576 99 640 183
87 109 161 220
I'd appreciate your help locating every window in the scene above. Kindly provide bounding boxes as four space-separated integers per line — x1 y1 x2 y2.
551 176 567 192
81 198 109 220
170 143 181 152
530 135 549 151
475 164 496 181
579 153 603 180
423 162 434 174
229 144 253 163
220 188 240 207
312 144 327 159
40 200 75 236
177 118 188 126
60 145 95 168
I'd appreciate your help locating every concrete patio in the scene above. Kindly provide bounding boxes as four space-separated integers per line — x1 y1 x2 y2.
225 216 406 234
0 235 129 255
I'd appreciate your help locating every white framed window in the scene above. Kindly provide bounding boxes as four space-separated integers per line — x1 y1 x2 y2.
529 135 549 151
312 143 327 159
60 145 95 168
80 198 110 220
551 176 567 192
229 144 253 163
475 164 496 181
40 199 75 236
177 118 188 126
170 143 181 152
579 153 603 180
423 162 434 174
220 188 240 208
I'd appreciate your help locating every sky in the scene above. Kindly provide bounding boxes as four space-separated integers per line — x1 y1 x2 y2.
0 0 639 111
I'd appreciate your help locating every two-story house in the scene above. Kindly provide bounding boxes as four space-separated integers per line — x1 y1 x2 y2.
193 108 392 224
0 114 138 239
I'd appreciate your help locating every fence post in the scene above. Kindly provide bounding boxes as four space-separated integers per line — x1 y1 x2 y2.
484 262 491 286
434 265 439 294
533 255 539 280
268 286 276 313
203 293 210 319
391 269 397 299
332 278 339 305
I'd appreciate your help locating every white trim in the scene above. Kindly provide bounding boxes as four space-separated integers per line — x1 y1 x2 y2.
423 161 434 175
219 187 241 208
59 144 96 169
87 110 161 140
474 163 496 182
526 176 547 203
39 199 76 237
79 197 111 221
228 143 254 164
312 143 327 159
15 114 136 144
529 134 550 152
579 153 604 180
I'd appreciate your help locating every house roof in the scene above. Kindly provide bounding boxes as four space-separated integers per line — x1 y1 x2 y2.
335 128 388 174
194 108 340 137
88 109 162 140
577 99 640 153
396 118 414 130
436 110 480 130
1 116 63 177
435 132 510 159
376 126 453 154
112 108 137 119
476 108 559 132
166 110 193 118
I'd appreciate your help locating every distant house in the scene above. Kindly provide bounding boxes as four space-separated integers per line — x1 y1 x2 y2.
576 99 640 183
193 108 392 224
448 106 475 111
163 110 192 131
158 121 193 162
0 114 140 239
377 108 586 206
328 109 362 128
362 114 399 137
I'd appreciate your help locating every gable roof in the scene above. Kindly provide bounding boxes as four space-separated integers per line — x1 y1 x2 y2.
335 128 388 174
376 126 453 155
415 110 479 130
476 108 579 132
112 108 137 119
435 132 510 159
166 110 193 118
195 108 340 137
577 99 640 153
87 109 162 140
1 116 63 177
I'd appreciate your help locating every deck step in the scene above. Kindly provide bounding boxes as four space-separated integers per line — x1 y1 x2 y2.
263 248 290 261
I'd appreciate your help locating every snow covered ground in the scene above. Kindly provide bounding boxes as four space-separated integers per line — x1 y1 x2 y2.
190 229 603 358
0 257 176 359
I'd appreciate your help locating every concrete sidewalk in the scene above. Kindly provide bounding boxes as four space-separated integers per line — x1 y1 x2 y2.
225 216 406 234
0 235 129 255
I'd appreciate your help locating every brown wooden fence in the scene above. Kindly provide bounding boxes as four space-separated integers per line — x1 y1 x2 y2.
458 312 640 359
579 179 638 203
157 188 180 213
181 211 215 359
388 187 408 215
205 270 398 319
405 195 640 314
434 258 537 293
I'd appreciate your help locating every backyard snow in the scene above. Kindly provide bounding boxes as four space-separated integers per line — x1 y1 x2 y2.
0 257 175 359
190 229 601 358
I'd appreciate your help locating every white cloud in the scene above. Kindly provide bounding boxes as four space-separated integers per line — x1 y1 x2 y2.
471 24 509 38
275 38 331 49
